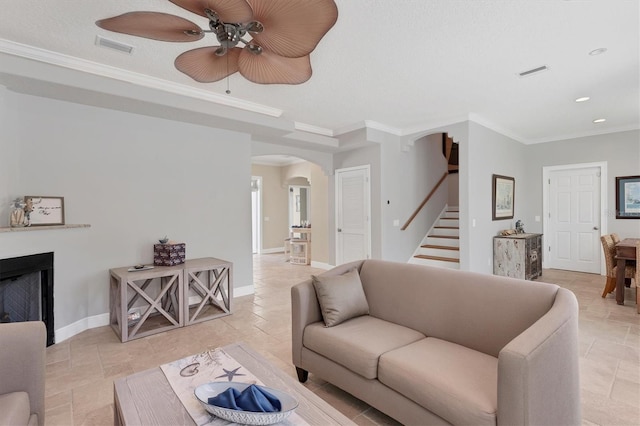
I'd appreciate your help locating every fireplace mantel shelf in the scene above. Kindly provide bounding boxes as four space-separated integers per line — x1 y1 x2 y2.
0 224 91 233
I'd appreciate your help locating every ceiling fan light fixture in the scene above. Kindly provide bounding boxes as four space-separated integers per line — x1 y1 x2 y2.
97 0 338 85
247 44 263 55
575 96 590 102
592 118 606 123
246 21 264 34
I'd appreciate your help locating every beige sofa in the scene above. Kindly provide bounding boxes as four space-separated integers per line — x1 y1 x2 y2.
0 321 46 426
291 259 580 425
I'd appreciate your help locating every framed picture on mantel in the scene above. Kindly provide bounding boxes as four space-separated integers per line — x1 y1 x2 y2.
24 196 65 226
492 174 515 220
616 175 640 219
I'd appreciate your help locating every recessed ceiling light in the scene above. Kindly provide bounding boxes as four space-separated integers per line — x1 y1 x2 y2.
575 97 590 103
593 118 606 123
589 48 607 56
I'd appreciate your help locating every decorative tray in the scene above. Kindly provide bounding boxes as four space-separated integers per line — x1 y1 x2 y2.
194 382 298 425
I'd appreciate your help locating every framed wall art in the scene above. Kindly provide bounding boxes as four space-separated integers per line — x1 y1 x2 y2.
492 174 515 220
615 175 640 219
24 196 65 226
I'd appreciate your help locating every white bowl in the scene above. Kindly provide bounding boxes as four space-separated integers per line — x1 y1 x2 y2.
194 382 298 425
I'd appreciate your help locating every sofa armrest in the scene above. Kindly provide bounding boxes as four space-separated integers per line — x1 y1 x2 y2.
0 321 46 426
497 288 580 426
291 279 323 367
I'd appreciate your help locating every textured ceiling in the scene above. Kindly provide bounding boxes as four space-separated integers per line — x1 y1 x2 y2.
0 0 638 145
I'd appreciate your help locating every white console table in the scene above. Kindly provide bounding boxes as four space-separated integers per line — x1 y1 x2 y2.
109 257 232 342
289 228 312 265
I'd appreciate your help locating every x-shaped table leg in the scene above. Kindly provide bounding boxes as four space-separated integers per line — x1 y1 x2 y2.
187 268 229 323
127 273 180 337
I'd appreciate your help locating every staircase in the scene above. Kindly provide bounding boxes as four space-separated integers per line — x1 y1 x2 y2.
409 207 460 269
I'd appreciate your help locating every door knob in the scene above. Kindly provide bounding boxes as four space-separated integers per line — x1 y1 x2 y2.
337 228 342 232
593 226 599 230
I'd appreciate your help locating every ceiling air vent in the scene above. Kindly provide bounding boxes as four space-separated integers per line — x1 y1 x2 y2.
518 65 549 77
95 36 134 54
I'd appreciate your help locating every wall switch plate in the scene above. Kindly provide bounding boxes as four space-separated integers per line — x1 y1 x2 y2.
472 219 476 227
393 219 400 227
535 215 540 222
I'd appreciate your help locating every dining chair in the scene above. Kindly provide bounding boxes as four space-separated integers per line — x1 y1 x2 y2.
611 233 620 244
600 234 635 298
635 241 640 313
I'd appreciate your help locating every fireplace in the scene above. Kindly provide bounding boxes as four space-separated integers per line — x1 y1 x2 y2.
0 252 54 346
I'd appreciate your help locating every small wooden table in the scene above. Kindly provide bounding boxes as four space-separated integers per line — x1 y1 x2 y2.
615 238 638 305
109 257 232 342
113 342 355 425
289 228 312 265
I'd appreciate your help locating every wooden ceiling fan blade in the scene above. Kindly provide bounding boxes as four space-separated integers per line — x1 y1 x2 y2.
247 0 338 58
175 47 241 82
96 12 204 42
170 0 253 23
238 48 311 84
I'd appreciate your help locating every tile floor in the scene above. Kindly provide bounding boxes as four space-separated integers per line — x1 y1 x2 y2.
44 254 640 425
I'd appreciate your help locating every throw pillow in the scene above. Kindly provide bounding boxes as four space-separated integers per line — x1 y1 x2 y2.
312 268 369 327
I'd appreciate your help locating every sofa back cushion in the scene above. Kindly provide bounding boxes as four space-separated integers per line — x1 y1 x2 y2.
358 260 559 357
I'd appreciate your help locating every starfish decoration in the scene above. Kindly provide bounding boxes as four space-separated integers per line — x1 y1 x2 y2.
215 367 245 381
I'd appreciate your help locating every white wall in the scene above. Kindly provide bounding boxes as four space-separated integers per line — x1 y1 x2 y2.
380 133 448 262
251 164 289 251
309 163 329 264
0 87 19 219
466 121 527 273
0 90 253 338
331 143 382 263
523 130 640 238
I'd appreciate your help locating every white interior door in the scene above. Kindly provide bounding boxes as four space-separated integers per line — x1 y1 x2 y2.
336 166 371 265
546 166 602 273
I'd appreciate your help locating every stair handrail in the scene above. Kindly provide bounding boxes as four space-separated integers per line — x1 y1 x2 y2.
401 171 448 231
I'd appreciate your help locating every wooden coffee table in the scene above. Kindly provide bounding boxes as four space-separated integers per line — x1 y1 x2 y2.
113 342 355 425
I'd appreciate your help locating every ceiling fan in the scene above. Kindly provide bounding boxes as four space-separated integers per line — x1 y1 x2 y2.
96 0 338 88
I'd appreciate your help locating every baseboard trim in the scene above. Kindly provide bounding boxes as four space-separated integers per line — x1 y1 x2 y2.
311 261 333 270
54 284 256 343
55 313 110 343
234 285 255 297
260 248 284 254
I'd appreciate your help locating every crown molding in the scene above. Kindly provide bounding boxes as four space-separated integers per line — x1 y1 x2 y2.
467 113 526 143
0 39 283 118
294 122 334 136
523 124 640 145
364 120 403 136
401 115 470 139
333 121 366 136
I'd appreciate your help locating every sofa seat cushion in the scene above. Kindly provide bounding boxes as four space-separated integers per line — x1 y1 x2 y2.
304 315 425 379
0 391 31 426
379 337 498 426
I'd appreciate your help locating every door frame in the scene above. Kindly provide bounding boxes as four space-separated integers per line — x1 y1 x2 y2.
251 176 262 254
542 162 607 274
288 185 311 228
335 165 372 264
